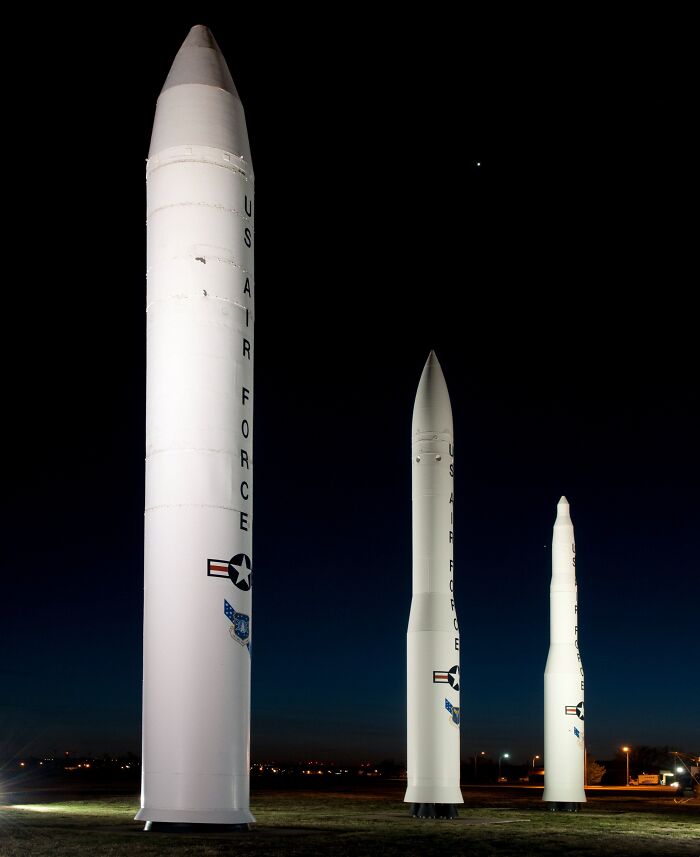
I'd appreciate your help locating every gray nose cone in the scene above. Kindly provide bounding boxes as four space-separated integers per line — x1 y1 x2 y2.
412 350 453 438
554 496 572 525
149 24 252 168
161 25 239 96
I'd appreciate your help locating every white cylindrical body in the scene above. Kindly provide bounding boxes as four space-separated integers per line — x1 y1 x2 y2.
405 352 463 806
543 497 586 805
136 27 255 826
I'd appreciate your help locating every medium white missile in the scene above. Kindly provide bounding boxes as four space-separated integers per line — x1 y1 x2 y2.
543 496 586 809
405 351 463 819
136 26 255 829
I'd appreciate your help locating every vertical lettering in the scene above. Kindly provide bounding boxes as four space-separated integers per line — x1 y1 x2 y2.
240 481 249 500
244 195 252 217
455 638 460 651
240 511 249 531
244 227 252 247
449 531 453 544
241 419 249 438
243 339 251 359
244 277 251 296
240 450 250 469
242 387 250 405
246 307 250 327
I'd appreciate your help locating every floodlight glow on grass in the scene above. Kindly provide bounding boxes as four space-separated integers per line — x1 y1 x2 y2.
10 805 61 813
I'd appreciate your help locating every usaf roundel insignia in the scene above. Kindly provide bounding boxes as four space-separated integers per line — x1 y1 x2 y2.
565 701 584 721
447 665 459 692
433 665 460 692
207 554 252 591
228 553 252 591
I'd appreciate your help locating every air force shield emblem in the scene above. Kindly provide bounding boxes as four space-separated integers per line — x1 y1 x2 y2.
224 600 250 646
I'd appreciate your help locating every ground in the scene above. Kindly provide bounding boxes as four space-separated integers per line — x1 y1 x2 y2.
1 781 698 856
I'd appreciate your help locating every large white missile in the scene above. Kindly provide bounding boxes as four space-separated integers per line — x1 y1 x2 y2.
405 351 463 818
543 496 586 809
136 26 255 829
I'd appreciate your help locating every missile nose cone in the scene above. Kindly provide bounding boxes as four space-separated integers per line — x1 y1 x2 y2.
149 24 252 168
554 496 572 527
412 350 453 438
161 25 239 96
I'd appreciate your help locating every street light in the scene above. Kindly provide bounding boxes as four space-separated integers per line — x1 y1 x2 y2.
531 754 540 769
622 746 630 786
499 753 510 779
473 751 485 779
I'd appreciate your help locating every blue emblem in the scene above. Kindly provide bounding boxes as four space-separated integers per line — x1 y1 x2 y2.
444 698 460 726
573 726 580 738
224 599 250 646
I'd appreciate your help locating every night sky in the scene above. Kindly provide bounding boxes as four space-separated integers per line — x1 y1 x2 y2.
2 12 697 766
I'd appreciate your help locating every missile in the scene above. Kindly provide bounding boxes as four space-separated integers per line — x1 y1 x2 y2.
136 26 255 829
404 351 463 819
543 496 586 810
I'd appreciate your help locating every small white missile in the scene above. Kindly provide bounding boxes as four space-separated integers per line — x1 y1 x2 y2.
136 25 255 829
404 351 463 819
543 496 586 809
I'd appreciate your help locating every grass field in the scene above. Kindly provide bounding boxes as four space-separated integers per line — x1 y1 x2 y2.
1 783 698 856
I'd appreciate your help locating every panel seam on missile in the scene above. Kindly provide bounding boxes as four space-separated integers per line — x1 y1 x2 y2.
145 296 254 313
146 258 252 274
146 448 252 457
147 201 253 220
146 157 252 178
145 503 253 514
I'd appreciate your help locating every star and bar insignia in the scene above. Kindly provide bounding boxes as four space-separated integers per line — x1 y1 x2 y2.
208 554 252 591
433 665 460 691
565 701 584 721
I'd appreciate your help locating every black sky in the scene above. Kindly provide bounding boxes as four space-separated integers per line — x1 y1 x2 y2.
1 12 697 765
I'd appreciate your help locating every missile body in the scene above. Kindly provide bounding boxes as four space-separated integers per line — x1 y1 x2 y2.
405 352 463 818
543 497 586 809
136 26 255 828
